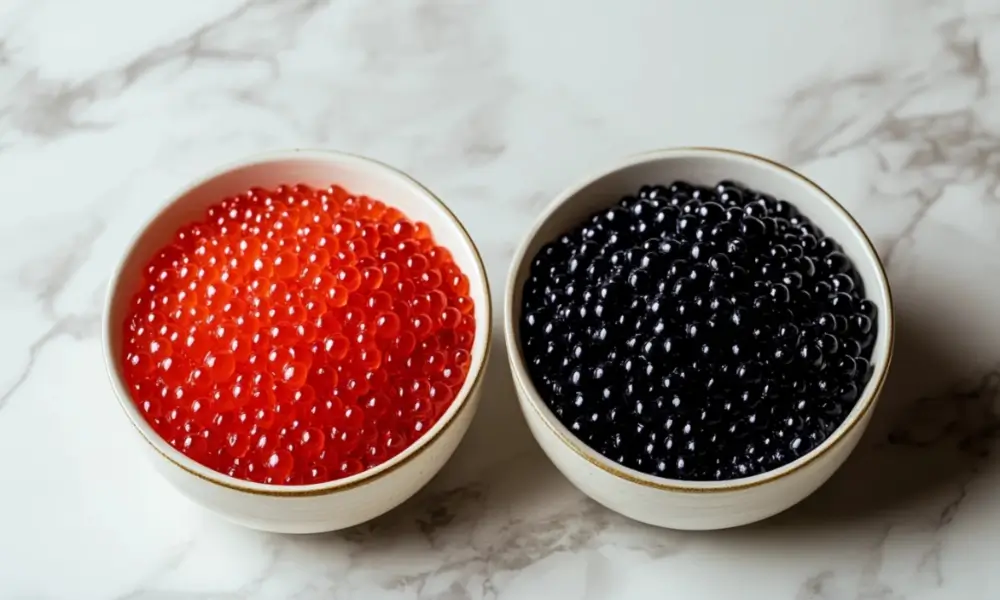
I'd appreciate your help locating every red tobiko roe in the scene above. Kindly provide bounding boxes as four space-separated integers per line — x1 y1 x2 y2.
121 184 476 485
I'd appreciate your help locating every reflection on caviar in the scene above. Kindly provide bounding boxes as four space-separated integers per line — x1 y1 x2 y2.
121 184 476 485
520 181 878 481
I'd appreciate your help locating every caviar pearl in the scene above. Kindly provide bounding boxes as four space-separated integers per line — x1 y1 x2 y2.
122 184 476 485
520 181 877 481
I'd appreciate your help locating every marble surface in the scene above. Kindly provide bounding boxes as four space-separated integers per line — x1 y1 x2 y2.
3 0 1000 598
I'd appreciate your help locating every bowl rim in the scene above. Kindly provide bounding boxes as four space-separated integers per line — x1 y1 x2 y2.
102 148 493 497
504 146 895 493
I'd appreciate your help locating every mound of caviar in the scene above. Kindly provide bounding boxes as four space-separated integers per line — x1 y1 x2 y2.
521 181 877 481
122 184 475 485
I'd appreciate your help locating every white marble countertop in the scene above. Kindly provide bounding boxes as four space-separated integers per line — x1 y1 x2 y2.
3 0 1000 598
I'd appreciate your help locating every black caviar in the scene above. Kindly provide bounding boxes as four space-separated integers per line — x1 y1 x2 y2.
520 181 877 481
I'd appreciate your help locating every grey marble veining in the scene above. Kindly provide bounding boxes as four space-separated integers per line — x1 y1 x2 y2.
3 0 1000 598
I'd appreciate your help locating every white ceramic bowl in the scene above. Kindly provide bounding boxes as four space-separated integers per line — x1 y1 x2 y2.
505 147 894 530
103 150 492 533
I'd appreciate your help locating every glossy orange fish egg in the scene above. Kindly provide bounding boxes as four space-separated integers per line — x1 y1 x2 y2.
122 184 475 485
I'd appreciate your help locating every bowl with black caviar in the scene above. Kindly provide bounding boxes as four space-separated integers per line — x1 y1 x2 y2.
504 147 893 530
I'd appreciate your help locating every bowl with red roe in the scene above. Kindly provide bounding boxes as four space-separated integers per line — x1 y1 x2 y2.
103 151 491 533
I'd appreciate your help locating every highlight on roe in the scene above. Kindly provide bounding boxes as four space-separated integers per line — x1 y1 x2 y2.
121 184 476 485
520 180 877 482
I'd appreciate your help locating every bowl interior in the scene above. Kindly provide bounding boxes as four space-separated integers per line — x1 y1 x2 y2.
507 148 892 488
106 151 491 492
